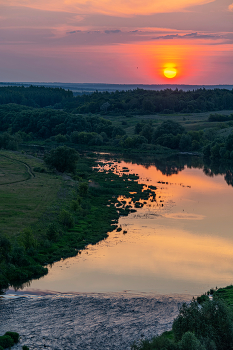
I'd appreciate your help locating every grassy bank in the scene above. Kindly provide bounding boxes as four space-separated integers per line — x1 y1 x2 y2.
0 150 156 291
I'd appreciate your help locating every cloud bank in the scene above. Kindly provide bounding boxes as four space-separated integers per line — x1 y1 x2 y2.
0 0 214 16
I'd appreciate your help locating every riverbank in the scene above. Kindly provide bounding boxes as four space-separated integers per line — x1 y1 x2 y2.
0 150 157 291
0 292 191 350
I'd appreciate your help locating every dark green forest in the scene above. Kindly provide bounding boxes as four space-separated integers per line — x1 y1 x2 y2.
0 86 72 107
1 85 233 113
0 85 233 173
61 88 233 114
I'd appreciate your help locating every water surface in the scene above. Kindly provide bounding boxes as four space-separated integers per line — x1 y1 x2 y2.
12 157 233 296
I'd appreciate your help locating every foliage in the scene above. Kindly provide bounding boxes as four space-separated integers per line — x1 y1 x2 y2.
208 113 233 122
78 182 89 197
172 299 233 350
44 146 79 173
1 86 233 114
203 133 233 161
0 335 14 349
4 332 19 343
0 85 72 107
62 88 233 114
59 209 74 228
153 120 185 140
132 297 233 350
178 332 205 350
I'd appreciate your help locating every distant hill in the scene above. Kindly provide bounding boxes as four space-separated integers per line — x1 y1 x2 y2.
0 82 233 95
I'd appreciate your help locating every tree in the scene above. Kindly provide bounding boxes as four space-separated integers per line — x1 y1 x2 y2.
44 146 79 173
153 120 185 142
172 299 233 350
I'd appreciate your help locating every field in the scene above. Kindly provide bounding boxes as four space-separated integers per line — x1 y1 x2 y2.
103 109 233 136
0 150 62 237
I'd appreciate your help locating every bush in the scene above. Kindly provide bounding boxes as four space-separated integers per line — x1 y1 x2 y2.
59 209 74 228
22 346 30 350
11 245 29 267
46 223 59 241
131 331 178 350
79 182 88 197
4 331 19 343
172 299 233 350
0 335 14 349
196 294 209 304
33 167 45 173
178 332 205 350
44 146 79 173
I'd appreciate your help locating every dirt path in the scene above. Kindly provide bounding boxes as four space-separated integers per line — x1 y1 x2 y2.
0 154 35 185
0 292 191 350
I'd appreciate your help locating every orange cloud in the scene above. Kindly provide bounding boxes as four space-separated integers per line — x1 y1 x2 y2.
229 3 233 11
1 0 215 16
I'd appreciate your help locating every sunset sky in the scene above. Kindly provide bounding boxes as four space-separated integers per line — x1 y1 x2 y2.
0 0 233 84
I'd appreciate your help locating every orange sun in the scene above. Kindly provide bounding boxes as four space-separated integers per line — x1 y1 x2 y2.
164 67 177 79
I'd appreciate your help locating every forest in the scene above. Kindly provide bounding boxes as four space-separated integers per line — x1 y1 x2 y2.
1 85 233 114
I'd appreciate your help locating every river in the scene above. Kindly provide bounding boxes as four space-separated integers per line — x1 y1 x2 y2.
7 155 233 296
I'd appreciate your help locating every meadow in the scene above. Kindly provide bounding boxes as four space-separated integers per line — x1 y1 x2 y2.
0 151 62 237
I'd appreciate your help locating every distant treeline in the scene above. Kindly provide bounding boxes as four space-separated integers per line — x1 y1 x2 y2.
0 85 72 108
62 88 233 114
1 86 233 113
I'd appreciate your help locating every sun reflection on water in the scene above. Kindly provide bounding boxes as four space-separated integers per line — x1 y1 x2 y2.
15 158 233 296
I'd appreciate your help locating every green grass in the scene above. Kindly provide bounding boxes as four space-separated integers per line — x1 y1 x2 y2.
0 151 62 237
101 109 233 135
214 285 233 308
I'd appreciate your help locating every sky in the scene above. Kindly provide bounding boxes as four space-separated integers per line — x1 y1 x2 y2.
0 0 233 84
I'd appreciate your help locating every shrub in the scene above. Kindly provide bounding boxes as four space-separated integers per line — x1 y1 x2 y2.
21 228 37 250
4 331 19 343
0 335 14 349
131 331 178 350
59 210 74 228
0 235 11 260
79 182 88 197
11 245 29 267
33 167 45 173
178 332 205 350
196 294 209 304
46 223 59 241
22 346 30 350
44 146 79 173
70 200 81 212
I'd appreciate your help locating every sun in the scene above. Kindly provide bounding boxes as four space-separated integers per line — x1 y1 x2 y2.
164 67 177 79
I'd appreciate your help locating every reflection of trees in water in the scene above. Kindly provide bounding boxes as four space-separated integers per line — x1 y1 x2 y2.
131 155 204 176
100 153 233 187
203 158 233 187
140 156 233 187
225 170 233 186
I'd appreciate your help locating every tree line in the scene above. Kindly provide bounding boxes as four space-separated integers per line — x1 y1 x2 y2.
61 88 233 114
0 85 72 108
1 86 233 114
